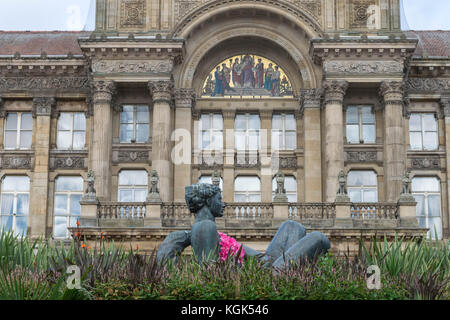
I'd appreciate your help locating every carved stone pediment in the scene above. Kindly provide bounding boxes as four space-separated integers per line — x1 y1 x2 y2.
92 60 173 74
324 60 404 75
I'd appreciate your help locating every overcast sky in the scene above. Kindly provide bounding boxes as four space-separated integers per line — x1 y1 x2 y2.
0 0 448 31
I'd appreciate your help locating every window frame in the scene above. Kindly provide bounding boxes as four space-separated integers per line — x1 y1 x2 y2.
345 105 376 144
117 170 149 203
235 113 260 151
199 113 224 151
409 113 439 151
57 112 86 150
234 176 261 203
120 105 150 144
0 176 30 236
412 177 442 239
347 170 378 203
272 113 297 150
4 112 33 150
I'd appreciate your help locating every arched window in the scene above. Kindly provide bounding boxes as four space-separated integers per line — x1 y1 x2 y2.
53 176 83 239
234 176 261 202
412 177 442 240
0 176 30 236
272 176 297 202
348 171 378 203
199 176 223 191
118 170 148 202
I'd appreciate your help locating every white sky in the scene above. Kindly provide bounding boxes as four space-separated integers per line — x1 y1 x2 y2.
0 0 448 31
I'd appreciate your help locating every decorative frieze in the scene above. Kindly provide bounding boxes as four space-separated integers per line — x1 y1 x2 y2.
323 80 348 105
350 0 377 29
120 0 146 28
410 156 441 170
272 156 298 169
50 157 87 170
32 97 55 117
149 80 174 104
324 61 404 75
0 156 32 169
91 60 173 74
116 150 150 163
406 78 450 93
0 77 89 92
345 151 377 163
235 152 260 168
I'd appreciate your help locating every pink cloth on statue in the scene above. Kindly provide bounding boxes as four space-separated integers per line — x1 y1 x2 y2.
218 232 245 263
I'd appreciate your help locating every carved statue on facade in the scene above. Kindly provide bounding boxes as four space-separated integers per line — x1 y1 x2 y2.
81 170 98 202
273 171 288 203
399 172 416 202
211 169 221 188
337 170 347 195
157 183 330 268
147 170 162 203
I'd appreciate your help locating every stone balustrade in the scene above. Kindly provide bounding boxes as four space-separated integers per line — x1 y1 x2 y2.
97 202 147 219
288 203 336 220
224 203 274 219
350 203 399 220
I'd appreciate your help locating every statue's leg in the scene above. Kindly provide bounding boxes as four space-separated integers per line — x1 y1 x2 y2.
156 230 191 263
272 231 331 270
242 245 263 259
263 220 306 265
191 220 220 263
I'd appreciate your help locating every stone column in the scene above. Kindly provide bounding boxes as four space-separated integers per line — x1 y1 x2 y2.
380 81 406 202
260 110 272 203
173 89 195 202
29 97 55 238
301 89 323 202
90 80 116 201
323 81 348 203
223 110 236 203
441 96 450 237
149 80 174 202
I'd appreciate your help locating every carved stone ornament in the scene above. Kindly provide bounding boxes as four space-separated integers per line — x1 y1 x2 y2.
300 88 323 110
324 61 404 75
410 156 441 170
148 80 174 104
174 88 196 108
0 156 32 169
91 80 117 104
380 81 404 105
0 77 89 92
235 152 260 168
120 0 146 27
51 157 86 170
336 170 351 203
147 170 162 203
273 170 288 203
211 169 221 188
406 78 450 93
346 151 377 163
399 172 416 203
82 170 98 203
323 80 349 105
350 0 377 28
272 156 298 169
32 97 56 117
92 60 173 74
117 150 149 163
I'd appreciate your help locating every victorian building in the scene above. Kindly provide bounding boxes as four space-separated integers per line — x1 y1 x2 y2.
0 0 449 254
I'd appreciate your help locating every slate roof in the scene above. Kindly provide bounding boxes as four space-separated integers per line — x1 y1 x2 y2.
405 30 450 58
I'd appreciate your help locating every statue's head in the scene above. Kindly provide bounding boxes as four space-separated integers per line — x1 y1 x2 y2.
185 183 224 218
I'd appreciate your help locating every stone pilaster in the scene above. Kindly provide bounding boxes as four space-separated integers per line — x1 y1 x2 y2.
173 88 195 202
222 110 236 203
323 81 348 202
441 96 450 237
30 97 55 238
149 80 174 202
380 81 406 202
301 89 323 202
260 110 272 203
0 98 4 150
90 80 116 201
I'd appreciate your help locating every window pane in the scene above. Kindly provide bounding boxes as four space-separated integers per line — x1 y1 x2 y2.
414 195 426 217
363 189 378 202
15 216 28 236
120 124 134 142
272 115 282 130
423 114 437 131
20 113 33 130
0 215 13 232
53 216 68 238
428 195 441 217
70 195 82 216
119 171 148 186
54 195 68 216
73 132 86 149
249 115 260 130
136 124 149 143
213 114 223 130
346 107 358 124
19 131 32 149
235 115 246 130
202 131 211 149
118 190 132 202
1 194 14 215
271 131 282 151
134 189 147 202
2 176 30 192
136 106 149 123
16 194 29 215
285 132 296 150
212 133 223 150
55 177 83 192
121 106 134 123
361 107 375 123
284 177 297 192
285 114 296 131
235 177 260 192
362 124 375 143
4 132 17 149
6 114 18 130
248 194 261 202
73 113 86 130
57 131 72 149
348 171 377 187
248 132 259 150
348 189 361 203
234 194 246 202
58 113 72 131
201 114 210 130
346 125 359 143
423 132 438 150
412 178 440 192
235 131 246 150
409 114 422 131
427 217 442 239
410 132 423 150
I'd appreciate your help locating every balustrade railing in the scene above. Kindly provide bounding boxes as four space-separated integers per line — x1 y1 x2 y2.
288 203 336 220
97 202 146 219
224 203 274 219
161 203 192 219
350 203 398 219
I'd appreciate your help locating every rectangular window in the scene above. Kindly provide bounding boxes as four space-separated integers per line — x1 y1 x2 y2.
57 112 86 150
199 114 223 150
0 176 30 236
235 114 260 151
272 113 296 150
4 113 33 149
409 113 438 151
120 105 150 143
346 106 375 144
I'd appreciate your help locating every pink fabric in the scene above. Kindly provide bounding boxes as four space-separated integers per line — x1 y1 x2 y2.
218 232 245 263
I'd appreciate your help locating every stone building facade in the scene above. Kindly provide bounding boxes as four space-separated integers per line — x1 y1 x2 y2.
0 0 449 253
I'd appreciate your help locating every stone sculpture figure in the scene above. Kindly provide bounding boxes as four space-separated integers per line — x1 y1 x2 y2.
81 170 98 202
157 183 331 268
147 170 162 203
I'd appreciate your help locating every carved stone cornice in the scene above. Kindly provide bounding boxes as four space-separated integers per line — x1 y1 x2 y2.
91 59 173 75
323 80 348 105
148 80 174 105
32 97 56 117
174 88 196 108
91 80 117 105
0 76 89 92
380 81 404 105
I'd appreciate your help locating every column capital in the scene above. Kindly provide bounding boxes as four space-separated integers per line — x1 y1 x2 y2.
174 88 196 108
380 81 405 104
440 96 450 118
91 80 117 105
300 88 323 117
323 80 348 104
32 97 56 117
149 80 174 104
222 110 236 120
